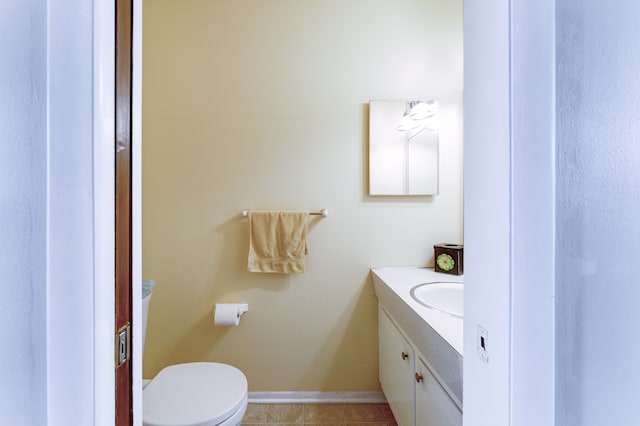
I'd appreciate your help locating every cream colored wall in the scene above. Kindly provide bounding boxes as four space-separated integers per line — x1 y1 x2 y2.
142 0 463 391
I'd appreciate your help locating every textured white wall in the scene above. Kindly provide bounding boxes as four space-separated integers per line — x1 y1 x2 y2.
556 1 640 424
0 2 48 425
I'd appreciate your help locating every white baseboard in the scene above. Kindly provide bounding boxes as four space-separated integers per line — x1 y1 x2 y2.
247 391 387 404
144 378 385 404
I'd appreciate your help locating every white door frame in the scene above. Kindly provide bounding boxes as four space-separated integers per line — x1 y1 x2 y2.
463 0 555 425
93 0 143 423
131 0 144 423
47 1 142 424
47 0 556 424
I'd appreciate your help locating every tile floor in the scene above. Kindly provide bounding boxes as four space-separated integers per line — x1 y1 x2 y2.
241 402 398 425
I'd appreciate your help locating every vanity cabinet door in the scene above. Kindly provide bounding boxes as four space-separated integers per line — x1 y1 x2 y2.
415 355 462 426
379 307 415 426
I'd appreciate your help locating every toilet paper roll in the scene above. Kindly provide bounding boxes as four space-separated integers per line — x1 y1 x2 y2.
214 303 249 327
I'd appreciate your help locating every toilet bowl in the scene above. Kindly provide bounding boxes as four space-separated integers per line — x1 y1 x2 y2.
142 282 248 426
143 362 248 426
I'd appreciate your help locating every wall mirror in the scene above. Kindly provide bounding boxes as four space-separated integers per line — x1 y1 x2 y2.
369 100 439 195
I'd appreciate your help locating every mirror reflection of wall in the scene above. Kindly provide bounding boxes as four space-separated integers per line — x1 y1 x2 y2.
369 100 439 195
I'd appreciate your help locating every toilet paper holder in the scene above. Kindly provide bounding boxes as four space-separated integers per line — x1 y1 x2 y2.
214 303 249 327
236 304 249 317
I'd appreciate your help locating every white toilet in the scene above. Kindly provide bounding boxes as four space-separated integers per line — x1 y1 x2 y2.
141 281 248 426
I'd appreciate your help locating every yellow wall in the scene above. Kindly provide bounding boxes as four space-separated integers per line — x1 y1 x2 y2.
142 0 463 391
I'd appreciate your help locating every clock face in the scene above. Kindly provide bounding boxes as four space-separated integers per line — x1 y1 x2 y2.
436 253 455 271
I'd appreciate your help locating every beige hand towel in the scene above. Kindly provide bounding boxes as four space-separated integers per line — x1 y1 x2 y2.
248 210 309 273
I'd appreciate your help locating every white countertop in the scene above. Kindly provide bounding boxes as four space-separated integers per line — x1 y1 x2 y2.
371 267 463 355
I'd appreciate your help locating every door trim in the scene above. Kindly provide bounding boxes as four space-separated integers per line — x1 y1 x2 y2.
46 1 140 424
131 0 144 423
93 0 116 424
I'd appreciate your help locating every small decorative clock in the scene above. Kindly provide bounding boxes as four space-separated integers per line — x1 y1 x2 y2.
434 243 464 275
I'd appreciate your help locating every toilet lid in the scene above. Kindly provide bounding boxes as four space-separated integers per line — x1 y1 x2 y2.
143 362 248 426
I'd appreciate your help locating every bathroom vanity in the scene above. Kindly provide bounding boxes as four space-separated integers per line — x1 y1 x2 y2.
371 268 463 426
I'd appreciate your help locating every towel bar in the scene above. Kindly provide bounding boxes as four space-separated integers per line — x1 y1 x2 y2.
241 209 328 218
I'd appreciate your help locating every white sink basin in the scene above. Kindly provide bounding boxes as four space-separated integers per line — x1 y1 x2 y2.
410 282 464 318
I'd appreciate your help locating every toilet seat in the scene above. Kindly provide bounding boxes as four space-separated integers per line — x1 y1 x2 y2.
143 362 248 426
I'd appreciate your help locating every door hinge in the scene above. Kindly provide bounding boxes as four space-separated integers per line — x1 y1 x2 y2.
116 323 131 368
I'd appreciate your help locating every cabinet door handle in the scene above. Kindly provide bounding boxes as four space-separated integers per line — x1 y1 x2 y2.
415 372 423 383
401 351 409 360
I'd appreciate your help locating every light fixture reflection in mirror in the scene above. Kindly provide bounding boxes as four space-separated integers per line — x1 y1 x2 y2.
369 100 439 195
